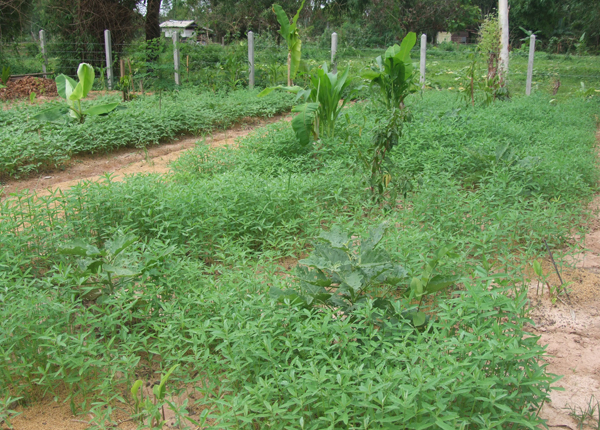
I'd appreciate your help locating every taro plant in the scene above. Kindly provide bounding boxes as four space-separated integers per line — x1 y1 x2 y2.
362 32 417 110
273 0 305 85
259 63 355 145
33 62 119 123
271 224 459 327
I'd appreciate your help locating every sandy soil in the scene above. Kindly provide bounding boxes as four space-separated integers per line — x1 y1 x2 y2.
531 193 600 429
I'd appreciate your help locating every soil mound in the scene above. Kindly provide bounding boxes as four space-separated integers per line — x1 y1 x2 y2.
0 76 58 100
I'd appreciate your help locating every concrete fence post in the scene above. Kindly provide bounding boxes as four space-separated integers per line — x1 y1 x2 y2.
39 29 48 78
248 31 255 90
499 0 510 82
104 30 114 90
419 33 426 89
331 32 338 73
173 32 180 85
526 35 536 96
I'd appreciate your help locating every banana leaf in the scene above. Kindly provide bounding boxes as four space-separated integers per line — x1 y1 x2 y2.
291 102 319 145
83 102 120 116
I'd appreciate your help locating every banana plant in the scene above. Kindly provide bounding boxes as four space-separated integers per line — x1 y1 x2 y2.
273 0 305 85
258 63 355 145
362 32 417 110
33 63 119 124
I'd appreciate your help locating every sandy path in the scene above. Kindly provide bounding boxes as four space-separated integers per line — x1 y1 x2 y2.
0 113 288 199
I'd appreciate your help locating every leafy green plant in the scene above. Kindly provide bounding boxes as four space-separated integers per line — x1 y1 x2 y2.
356 106 406 201
1 66 10 85
32 63 120 123
29 92 36 104
259 63 355 145
362 32 417 109
131 364 180 428
273 0 306 85
271 224 458 327
0 396 21 429
565 395 600 430
57 232 142 301
119 74 134 102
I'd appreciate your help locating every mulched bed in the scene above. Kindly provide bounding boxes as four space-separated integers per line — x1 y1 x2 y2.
0 76 58 101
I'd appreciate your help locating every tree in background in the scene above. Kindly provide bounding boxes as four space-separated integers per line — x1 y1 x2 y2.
0 0 33 40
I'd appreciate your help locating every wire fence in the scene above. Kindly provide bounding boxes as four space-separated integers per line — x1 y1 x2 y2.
1 30 599 97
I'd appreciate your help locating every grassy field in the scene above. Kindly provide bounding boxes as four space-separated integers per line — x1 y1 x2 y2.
1 88 598 428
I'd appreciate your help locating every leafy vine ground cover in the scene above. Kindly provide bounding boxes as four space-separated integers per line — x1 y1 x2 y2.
0 88 294 178
0 91 599 429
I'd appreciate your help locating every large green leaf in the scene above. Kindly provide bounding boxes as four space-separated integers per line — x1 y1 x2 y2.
59 240 102 257
319 226 350 249
70 63 95 101
397 32 417 62
290 0 306 28
425 275 460 294
83 102 120 116
290 38 302 79
257 85 303 98
55 74 78 99
273 4 291 45
291 102 319 145
32 106 68 122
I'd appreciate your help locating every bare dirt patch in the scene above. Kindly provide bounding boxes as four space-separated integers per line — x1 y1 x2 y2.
532 150 600 427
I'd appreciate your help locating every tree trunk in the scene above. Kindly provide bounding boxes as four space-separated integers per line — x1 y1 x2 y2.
145 0 162 63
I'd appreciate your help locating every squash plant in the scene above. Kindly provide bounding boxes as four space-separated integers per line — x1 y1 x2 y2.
271 224 459 328
33 63 119 123
273 0 305 86
258 63 355 145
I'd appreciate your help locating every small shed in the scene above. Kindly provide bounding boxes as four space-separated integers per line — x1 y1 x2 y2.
160 20 199 39
436 31 471 44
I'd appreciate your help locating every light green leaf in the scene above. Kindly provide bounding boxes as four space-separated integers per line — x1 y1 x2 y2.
319 226 350 249
83 102 120 116
70 63 95 100
131 380 143 399
59 240 102 257
32 106 68 122
291 102 319 145
273 4 291 45
425 275 460 294
56 74 78 99
153 364 179 401
533 260 543 277
257 85 303 98
397 32 417 62
290 38 302 79
411 311 427 327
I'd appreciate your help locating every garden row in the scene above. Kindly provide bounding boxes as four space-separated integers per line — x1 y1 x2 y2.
0 88 294 178
1 91 598 428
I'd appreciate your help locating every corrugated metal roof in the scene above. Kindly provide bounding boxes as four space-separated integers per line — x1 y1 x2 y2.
160 20 197 28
